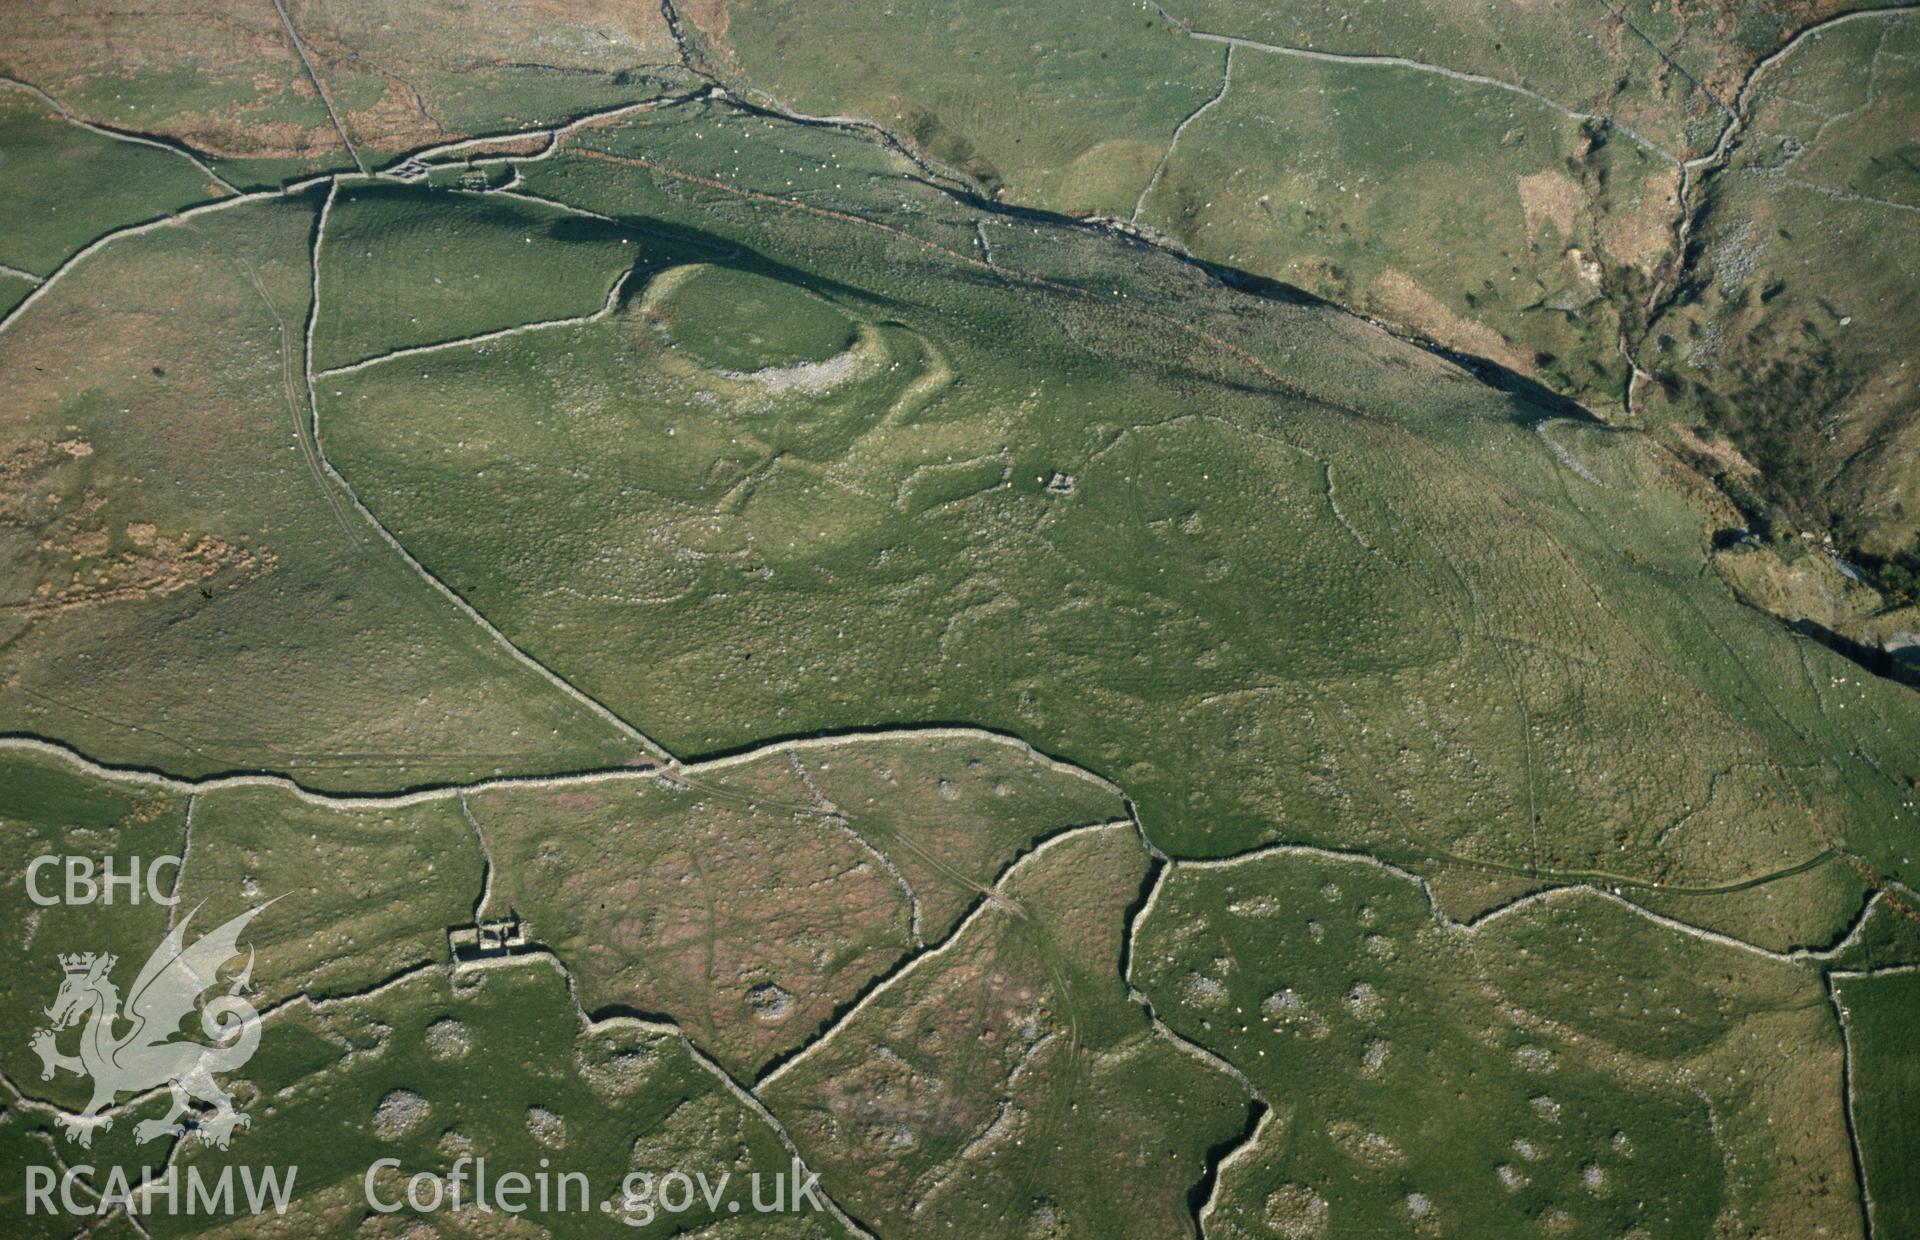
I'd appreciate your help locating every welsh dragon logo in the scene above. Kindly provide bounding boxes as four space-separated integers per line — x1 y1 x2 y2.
31 902 271 1149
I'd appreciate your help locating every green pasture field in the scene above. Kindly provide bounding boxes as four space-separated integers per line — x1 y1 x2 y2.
0 0 348 185
0 191 641 788
466 736 1123 1077
286 0 688 163
1134 849 1853 1236
0 90 230 277
312 99 1920 888
0 271 34 317
1626 850 1870 953
312 182 643 369
1829 896 1920 972
173 786 480 1003
718 0 1221 213
1834 968 1920 1238
1168 0 1714 156
0 0 691 190
763 825 1251 1236
1137 50 1675 411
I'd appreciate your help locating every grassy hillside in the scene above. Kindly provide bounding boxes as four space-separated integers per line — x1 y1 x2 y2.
0 191 644 787
710 0 1920 600
4 19 1919 1236
308 97 1920 890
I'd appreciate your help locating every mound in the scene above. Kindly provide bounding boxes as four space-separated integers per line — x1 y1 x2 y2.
649 262 858 375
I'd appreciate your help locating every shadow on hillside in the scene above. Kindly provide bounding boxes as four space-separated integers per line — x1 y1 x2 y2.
924 180 1617 425
1791 619 1920 689
545 213 893 313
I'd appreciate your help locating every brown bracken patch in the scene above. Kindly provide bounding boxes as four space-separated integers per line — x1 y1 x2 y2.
1370 268 1534 374
1516 171 1582 248
1 439 273 619
678 0 731 43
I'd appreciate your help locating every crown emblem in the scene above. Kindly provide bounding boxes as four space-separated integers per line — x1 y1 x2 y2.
36 904 269 1153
